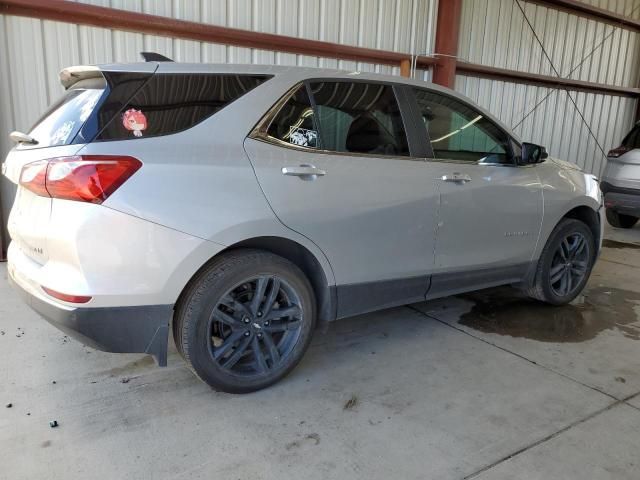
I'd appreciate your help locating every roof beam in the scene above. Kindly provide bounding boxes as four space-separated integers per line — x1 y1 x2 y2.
457 63 640 97
526 0 640 32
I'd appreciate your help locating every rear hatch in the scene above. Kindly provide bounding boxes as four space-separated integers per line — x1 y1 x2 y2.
2 64 155 264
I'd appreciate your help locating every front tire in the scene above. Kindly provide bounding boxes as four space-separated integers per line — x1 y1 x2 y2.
526 218 596 305
174 249 316 393
606 208 638 229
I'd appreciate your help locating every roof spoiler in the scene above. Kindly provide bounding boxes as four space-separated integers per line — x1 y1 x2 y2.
59 65 103 89
140 52 173 62
59 57 165 89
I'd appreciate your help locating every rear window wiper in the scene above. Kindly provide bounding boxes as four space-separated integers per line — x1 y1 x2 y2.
9 131 38 145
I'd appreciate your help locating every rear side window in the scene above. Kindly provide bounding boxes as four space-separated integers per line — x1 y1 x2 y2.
622 125 640 149
26 85 105 148
267 85 318 148
310 82 409 156
97 74 270 141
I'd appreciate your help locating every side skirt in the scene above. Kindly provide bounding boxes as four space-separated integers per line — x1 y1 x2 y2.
426 263 531 300
333 263 533 320
336 275 429 320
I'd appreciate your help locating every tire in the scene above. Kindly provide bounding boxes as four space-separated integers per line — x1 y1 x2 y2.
526 218 596 305
173 249 316 393
606 208 638 229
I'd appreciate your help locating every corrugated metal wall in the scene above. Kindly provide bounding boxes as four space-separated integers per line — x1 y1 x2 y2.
457 0 640 176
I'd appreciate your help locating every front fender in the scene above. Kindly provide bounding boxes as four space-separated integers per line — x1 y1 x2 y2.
533 162 602 262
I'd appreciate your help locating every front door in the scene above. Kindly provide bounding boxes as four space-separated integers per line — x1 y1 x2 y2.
245 80 440 316
408 87 543 297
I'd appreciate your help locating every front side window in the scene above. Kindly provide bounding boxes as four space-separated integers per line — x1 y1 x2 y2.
413 88 512 164
310 81 410 156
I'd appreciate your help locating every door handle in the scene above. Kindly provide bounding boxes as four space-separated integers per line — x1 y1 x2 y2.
282 164 326 179
441 173 471 183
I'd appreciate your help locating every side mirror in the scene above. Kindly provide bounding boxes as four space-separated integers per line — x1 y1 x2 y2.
521 142 548 164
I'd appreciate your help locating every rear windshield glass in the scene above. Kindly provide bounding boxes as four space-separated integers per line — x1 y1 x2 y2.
96 74 270 141
27 87 105 148
622 125 640 149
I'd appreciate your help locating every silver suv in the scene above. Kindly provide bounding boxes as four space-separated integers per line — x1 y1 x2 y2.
3 61 603 392
602 123 640 229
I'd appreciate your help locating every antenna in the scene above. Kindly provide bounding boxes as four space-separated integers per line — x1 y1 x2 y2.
140 52 174 62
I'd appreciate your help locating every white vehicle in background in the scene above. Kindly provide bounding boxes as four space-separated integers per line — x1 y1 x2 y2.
602 123 640 229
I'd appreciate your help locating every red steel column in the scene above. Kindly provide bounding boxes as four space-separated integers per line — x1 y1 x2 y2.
432 0 463 89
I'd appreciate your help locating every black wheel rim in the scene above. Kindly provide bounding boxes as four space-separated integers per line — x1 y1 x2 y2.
208 276 303 377
549 232 589 297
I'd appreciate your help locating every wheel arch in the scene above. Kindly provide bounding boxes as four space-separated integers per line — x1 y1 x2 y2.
175 236 337 327
561 205 601 247
526 202 602 289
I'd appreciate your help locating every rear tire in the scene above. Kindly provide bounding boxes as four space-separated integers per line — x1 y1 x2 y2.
526 218 596 305
606 208 638 229
173 249 316 393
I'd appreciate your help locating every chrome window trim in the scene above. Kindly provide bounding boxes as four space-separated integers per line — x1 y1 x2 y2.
423 157 536 168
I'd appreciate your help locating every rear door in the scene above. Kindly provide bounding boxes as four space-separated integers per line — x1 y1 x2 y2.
244 80 439 317
408 87 543 297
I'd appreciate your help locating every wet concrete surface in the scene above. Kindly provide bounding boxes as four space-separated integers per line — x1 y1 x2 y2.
1 224 640 480
414 226 640 400
459 286 640 343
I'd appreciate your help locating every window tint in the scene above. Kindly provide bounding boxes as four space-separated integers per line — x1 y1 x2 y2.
267 85 318 148
310 81 410 156
622 125 640 149
413 88 512 164
26 86 106 148
97 74 269 141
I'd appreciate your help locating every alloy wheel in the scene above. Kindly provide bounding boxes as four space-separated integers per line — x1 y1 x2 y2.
208 276 303 376
549 232 589 297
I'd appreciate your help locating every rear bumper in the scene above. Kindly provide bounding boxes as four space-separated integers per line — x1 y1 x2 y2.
8 266 171 366
601 181 640 216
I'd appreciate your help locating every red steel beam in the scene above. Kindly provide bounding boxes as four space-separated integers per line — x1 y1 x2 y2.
527 0 640 32
457 62 640 98
0 0 437 70
432 0 463 89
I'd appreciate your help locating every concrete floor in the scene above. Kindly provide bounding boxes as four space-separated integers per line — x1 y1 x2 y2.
1 225 640 480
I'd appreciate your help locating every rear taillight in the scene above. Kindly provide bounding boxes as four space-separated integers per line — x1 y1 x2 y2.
19 155 142 204
607 146 630 158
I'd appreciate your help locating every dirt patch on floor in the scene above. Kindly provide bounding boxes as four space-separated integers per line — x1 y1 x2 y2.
602 239 640 250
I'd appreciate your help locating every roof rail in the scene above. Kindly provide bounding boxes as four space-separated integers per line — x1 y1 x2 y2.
140 52 174 62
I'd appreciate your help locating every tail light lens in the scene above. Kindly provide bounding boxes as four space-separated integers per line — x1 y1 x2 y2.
19 155 142 204
607 146 630 158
